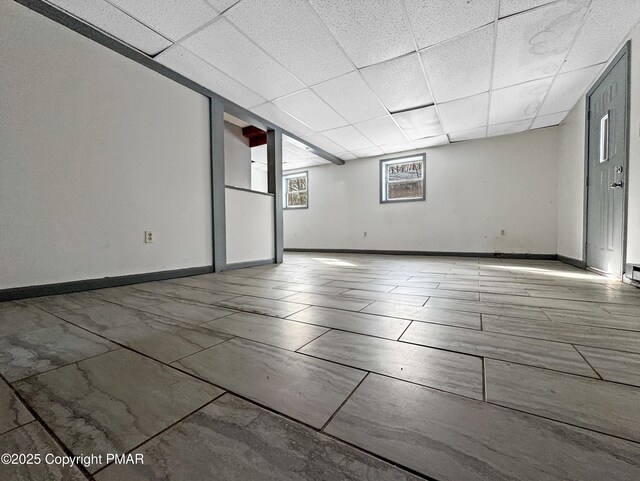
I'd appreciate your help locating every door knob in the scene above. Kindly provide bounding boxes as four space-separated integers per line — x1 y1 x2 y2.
610 181 624 189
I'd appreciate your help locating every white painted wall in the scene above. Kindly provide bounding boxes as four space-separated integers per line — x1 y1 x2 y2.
556 24 640 270
0 0 212 289
285 128 559 254
251 163 269 193
224 122 251 189
225 188 275 264
557 104 586 260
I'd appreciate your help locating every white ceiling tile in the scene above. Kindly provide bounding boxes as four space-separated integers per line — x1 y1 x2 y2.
438 92 489 133
301 133 345 155
487 119 532 137
404 0 497 49
354 116 407 145
312 71 388 124
251 102 314 137
183 19 305 100
493 0 589 88
538 64 603 116
562 0 640 73
155 45 265 108
531 111 569 129
307 0 414 68
321 125 375 151
412 135 449 148
273 89 347 131
380 141 414 154
421 25 494 103
499 0 556 18
489 77 552 124
108 0 218 41
449 127 487 142
225 0 353 85
48 0 172 55
392 106 443 140
360 53 432 113
350 146 385 158
337 152 358 160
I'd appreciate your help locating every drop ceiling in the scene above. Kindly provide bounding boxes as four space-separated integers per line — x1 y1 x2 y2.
46 0 640 160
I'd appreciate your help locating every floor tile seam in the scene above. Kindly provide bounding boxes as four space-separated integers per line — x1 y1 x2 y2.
89 390 228 477
0 371 93 480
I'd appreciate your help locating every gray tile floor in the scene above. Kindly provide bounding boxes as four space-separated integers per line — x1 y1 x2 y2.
1 252 640 480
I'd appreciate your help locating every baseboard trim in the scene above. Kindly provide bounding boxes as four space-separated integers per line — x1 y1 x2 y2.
0 265 213 302
557 255 587 269
223 258 275 271
284 248 556 260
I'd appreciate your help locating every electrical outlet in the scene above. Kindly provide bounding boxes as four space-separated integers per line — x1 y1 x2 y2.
145 230 154 243
500 229 506 236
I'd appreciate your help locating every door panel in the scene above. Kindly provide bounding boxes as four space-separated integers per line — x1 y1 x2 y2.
586 47 628 276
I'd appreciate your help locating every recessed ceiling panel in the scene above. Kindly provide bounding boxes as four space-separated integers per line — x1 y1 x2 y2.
392 106 444 140
350 146 385 158
312 71 388 124
273 89 347 132
321 125 375 151
354 116 407 145
360 53 432 113
109 0 218 41
487 119 532 137
225 0 353 85
562 0 640 73
49 0 172 55
307 0 414 68
538 64 603 116
412 135 449 148
404 0 497 49
489 77 552 124
421 25 494 103
449 127 487 142
301 133 345 155
531 111 569 129
493 0 589 88
182 19 305 100
251 102 314 137
336 152 358 160
156 45 265 108
499 0 556 18
380 141 414 154
438 93 489 133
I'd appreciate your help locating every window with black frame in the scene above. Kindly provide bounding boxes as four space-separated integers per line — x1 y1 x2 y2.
380 154 425 203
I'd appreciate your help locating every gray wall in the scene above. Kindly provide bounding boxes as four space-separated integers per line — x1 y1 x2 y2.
557 25 640 271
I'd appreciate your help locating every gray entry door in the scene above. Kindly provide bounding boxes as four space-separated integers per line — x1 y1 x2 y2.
586 46 629 276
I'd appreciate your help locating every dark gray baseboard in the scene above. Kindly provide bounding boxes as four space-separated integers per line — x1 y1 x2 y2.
284 248 557 260
557 255 587 269
223 258 275 271
0 266 213 302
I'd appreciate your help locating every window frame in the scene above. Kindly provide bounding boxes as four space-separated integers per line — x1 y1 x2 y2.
283 171 309 210
379 154 426 204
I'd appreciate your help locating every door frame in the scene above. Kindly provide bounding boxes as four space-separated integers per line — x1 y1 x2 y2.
583 41 631 278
